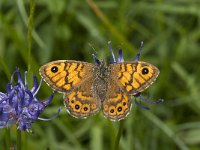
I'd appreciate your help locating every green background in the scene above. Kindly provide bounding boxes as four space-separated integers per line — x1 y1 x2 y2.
0 0 200 150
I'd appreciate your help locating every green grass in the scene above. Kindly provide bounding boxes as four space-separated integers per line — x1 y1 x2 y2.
0 0 200 149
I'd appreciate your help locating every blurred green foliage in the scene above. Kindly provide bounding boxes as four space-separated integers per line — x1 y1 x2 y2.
0 0 200 149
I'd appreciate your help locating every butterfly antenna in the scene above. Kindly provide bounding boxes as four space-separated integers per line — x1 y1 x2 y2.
135 41 144 62
88 42 98 58
92 54 101 65
108 41 116 63
88 43 101 65
88 42 98 55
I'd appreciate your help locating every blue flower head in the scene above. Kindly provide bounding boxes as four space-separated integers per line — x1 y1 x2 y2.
92 41 125 65
0 69 55 131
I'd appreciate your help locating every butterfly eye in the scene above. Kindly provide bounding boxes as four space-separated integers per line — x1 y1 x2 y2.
51 66 58 73
142 67 149 75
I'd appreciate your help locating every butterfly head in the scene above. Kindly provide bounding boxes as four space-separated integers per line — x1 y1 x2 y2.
95 60 109 79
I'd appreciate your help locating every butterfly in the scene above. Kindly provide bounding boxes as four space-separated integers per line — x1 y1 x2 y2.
39 43 160 121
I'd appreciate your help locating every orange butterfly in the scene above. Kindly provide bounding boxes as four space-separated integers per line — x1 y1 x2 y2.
39 42 161 121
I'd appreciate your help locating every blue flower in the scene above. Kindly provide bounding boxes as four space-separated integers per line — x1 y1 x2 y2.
92 41 125 64
108 41 124 63
0 69 57 131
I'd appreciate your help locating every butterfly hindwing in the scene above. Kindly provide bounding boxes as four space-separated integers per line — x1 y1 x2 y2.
63 75 101 118
102 77 132 121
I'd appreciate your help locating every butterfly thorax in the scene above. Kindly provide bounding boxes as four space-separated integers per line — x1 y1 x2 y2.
96 61 109 78
93 62 110 101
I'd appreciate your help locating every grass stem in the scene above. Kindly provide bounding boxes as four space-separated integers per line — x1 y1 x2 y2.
114 120 124 150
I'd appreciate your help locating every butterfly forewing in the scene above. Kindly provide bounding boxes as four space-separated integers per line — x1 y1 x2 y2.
110 61 160 95
39 60 94 93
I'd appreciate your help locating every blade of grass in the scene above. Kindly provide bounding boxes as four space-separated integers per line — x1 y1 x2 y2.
142 110 189 150
114 120 124 150
86 0 137 54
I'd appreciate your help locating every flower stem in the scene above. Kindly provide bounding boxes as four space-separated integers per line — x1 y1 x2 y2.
5 128 11 150
114 120 124 150
27 0 35 71
17 130 21 150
